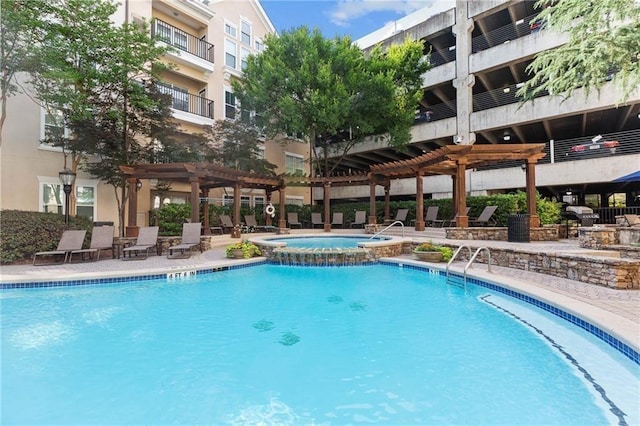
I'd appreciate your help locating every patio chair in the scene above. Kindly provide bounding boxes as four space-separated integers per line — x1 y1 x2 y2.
331 212 344 228
469 205 498 227
33 230 87 266
122 226 159 260
435 207 470 227
219 215 235 233
311 212 323 228
168 223 203 259
287 212 302 229
244 214 274 233
623 214 640 227
385 208 409 225
351 210 367 228
411 206 439 227
69 225 114 262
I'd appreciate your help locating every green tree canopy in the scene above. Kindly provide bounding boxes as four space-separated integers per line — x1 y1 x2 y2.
518 0 640 103
233 26 430 176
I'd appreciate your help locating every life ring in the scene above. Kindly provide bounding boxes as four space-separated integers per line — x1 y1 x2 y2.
265 203 275 217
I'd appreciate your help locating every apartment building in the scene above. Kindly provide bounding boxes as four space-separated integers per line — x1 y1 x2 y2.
0 0 311 231
321 0 640 216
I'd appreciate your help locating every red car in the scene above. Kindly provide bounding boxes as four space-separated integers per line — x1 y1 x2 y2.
567 139 619 157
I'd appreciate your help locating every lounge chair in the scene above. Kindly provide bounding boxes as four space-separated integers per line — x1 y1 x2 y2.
351 210 367 228
122 226 159 260
385 208 409 225
435 207 471 227
287 212 302 229
69 225 114 262
469 205 498 227
219 215 235 233
331 212 344 228
411 206 439 227
244 214 274 233
623 214 640 227
33 230 87 266
167 223 203 259
311 212 323 228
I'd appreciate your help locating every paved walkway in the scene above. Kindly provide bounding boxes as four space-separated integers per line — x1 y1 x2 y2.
2 228 638 352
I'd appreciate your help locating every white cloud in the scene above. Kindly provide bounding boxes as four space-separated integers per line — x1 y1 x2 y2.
329 0 434 27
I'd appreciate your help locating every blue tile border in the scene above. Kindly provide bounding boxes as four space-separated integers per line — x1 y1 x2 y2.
2 260 638 366
380 260 640 366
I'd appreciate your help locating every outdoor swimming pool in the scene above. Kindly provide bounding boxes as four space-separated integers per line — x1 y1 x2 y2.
2 263 638 424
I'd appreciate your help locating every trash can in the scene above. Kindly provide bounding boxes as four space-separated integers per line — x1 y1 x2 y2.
507 214 530 242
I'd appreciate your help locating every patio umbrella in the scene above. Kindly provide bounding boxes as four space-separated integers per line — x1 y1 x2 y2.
612 170 640 183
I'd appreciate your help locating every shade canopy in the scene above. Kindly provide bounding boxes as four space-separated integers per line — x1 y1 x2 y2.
613 170 640 183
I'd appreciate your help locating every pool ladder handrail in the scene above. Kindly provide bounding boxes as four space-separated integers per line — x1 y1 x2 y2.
446 245 492 284
369 220 405 239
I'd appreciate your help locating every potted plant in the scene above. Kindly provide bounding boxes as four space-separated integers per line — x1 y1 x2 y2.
226 240 262 259
413 242 453 262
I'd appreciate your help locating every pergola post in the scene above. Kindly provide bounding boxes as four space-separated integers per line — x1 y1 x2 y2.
233 183 241 229
415 171 425 231
126 177 138 237
368 180 377 224
384 181 391 223
525 160 540 228
278 187 287 229
190 177 200 225
455 160 469 227
201 188 210 235
265 191 273 227
323 182 331 232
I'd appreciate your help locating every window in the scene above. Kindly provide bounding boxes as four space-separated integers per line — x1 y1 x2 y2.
240 20 251 45
223 194 234 206
254 196 265 209
240 47 250 70
225 39 237 68
285 152 305 175
225 90 236 119
285 196 304 206
255 39 264 52
224 22 237 38
240 195 251 208
40 107 68 149
39 177 97 221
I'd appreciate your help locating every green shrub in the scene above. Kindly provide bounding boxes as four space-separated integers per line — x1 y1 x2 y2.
1 210 92 264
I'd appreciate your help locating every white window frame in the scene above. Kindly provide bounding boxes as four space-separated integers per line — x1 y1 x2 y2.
253 195 265 208
254 39 264 52
224 21 237 38
240 195 251 208
225 38 237 68
38 175 98 220
285 152 305 175
223 194 234 206
240 47 250 70
240 19 252 45
39 107 68 151
224 88 237 119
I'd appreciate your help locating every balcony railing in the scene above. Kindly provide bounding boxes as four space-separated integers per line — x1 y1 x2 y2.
152 19 214 63
472 12 542 54
413 100 457 124
157 83 214 119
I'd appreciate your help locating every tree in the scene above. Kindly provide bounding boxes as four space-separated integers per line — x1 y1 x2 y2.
0 0 53 147
204 119 277 175
233 26 430 177
18 0 175 235
518 0 640 103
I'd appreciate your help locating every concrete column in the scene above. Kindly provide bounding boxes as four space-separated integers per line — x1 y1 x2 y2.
452 0 475 146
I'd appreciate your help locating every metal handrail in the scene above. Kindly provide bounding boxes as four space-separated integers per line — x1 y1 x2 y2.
464 247 492 281
446 244 473 281
369 220 405 239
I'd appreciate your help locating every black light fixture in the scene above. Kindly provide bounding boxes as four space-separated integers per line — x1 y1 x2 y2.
135 179 143 191
59 169 76 225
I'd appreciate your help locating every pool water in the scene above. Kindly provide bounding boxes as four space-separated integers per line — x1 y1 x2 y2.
271 236 381 248
2 264 638 425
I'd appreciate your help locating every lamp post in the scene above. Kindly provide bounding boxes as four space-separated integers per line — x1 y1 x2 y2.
59 169 76 225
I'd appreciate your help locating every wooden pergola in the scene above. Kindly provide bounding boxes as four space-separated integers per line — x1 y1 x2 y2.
120 163 285 235
120 143 546 234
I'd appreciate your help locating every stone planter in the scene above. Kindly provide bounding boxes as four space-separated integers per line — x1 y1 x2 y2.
413 251 444 262
229 249 245 259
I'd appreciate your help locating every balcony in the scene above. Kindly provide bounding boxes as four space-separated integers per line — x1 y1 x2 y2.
158 82 214 126
152 19 214 75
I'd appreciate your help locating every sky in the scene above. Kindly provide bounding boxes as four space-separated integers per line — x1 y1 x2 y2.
259 0 453 42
